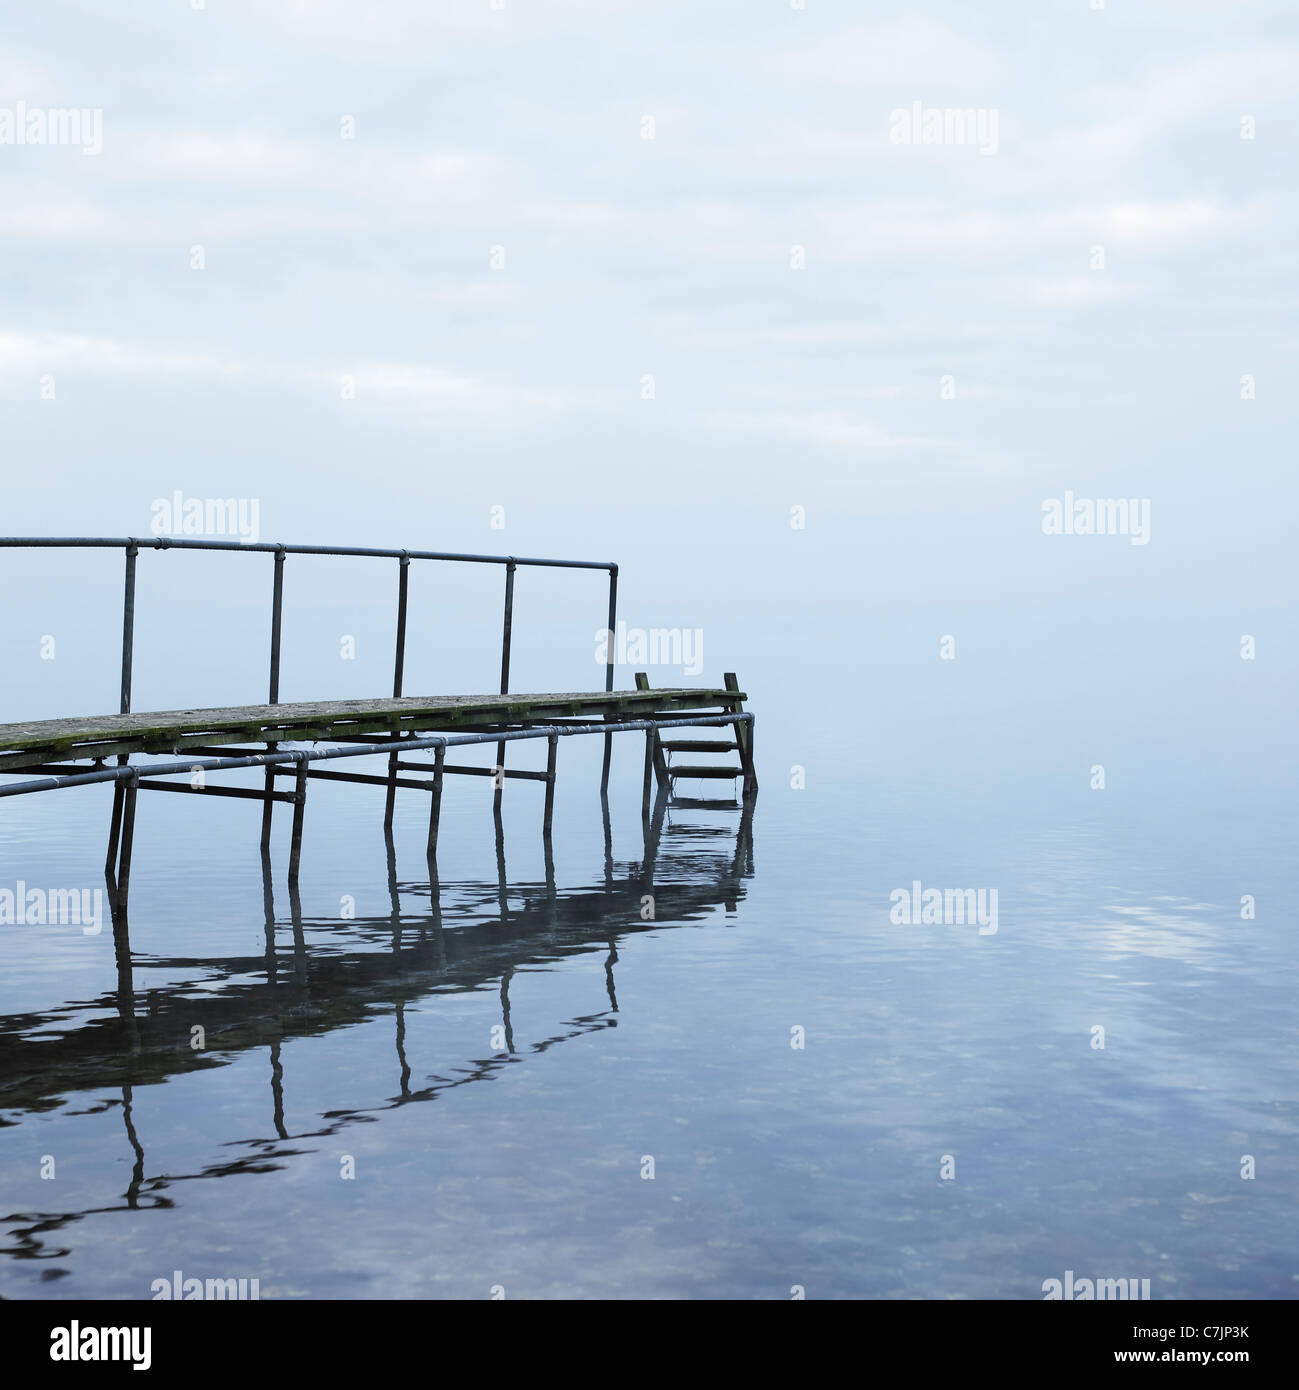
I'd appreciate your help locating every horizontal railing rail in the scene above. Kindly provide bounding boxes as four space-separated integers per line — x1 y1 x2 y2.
0 536 615 569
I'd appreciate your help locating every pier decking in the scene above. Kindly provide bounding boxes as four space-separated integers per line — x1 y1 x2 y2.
0 687 743 771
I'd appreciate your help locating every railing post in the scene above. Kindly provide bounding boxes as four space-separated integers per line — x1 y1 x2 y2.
601 564 617 792
604 565 617 694
120 540 138 715
261 546 287 849
384 553 411 830
268 545 286 705
493 560 516 811
392 553 410 697
499 559 515 693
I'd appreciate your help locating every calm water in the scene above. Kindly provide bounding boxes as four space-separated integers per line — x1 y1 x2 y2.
2 614 1297 1300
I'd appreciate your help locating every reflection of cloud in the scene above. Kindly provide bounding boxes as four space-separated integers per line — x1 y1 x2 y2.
1087 897 1232 970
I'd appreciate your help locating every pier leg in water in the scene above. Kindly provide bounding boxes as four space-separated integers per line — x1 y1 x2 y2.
427 854 446 970
641 783 669 892
543 734 558 837
112 896 140 1054
261 844 278 987
287 874 307 988
386 825 401 953
288 757 308 885
114 777 139 917
259 755 278 848
600 721 613 794
425 745 446 865
642 729 654 815
494 804 508 922
105 782 125 877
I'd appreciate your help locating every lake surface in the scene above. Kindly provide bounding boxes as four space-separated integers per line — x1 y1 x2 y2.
2 613 1296 1300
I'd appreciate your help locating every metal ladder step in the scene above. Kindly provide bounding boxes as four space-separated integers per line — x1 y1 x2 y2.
661 739 740 753
666 764 742 779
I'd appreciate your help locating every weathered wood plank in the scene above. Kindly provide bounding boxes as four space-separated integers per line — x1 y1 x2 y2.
0 688 745 768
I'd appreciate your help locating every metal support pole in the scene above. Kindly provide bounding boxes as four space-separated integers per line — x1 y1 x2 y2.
385 553 410 830
426 744 445 861
288 756 308 884
601 565 617 791
262 547 287 848
642 728 654 815
105 781 125 876
543 733 558 837
493 560 515 812
115 774 139 916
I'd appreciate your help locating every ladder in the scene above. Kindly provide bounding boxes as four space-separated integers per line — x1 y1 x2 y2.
636 671 757 805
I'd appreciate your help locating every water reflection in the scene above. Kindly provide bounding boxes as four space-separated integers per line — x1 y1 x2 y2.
0 789 754 1268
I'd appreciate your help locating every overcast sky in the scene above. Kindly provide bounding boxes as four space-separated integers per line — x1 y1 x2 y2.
1 0 1295 619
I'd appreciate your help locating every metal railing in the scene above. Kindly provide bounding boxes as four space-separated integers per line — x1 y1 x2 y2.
0 536 619 716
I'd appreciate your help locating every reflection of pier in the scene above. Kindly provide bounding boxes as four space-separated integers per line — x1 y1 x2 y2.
0 790 754 1264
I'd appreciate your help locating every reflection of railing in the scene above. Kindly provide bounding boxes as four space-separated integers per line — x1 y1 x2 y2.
0 790 754 1268
0 536 618 715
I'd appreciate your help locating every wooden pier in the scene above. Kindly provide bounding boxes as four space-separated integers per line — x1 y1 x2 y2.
0 537 757 916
